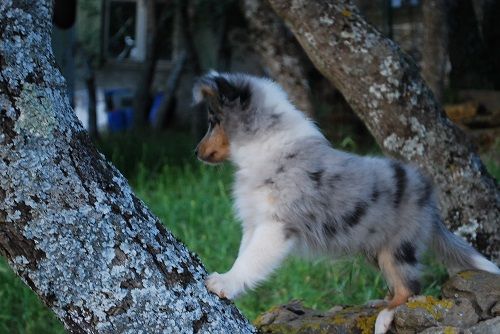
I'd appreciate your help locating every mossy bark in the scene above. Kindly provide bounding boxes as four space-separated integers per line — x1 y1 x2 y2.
267 0 500 262
0 1 254 333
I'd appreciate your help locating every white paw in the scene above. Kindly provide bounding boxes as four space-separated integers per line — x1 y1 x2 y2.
374 308 395 334
205 272 244 300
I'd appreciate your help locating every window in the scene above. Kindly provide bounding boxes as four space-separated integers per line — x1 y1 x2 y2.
103 0 173 62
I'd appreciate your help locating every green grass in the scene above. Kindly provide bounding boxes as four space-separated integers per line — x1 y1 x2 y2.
0 131 496 332
0 258 65 334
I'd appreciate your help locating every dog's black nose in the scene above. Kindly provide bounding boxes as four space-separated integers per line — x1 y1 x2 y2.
194 148 198 156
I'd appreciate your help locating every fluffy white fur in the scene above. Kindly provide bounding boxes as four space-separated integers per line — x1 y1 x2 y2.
194 72 500 333
206 77 314 299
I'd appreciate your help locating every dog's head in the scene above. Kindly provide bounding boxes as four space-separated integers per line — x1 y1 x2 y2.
192 72 252 164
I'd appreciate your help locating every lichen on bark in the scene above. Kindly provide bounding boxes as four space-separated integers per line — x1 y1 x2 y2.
0 1 254 332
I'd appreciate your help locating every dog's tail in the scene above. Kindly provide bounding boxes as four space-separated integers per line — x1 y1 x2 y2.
431 218 500 274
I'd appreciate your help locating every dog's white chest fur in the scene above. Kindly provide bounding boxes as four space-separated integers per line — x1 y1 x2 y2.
233 167 275 229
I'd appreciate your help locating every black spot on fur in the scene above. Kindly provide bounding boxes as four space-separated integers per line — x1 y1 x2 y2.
395 241 417 265
407 279 421 294
368 227 376 234
263 178 274 185
208 113 220 126
371 186 380 202
323 222 337 237
306 212 316 221
328 174 342 186
418 179 433 207
308 170 323 187
286 152 298 159
267 113 283 129
213 76 251 106
304 221 313 233
344 201 368 227
392 162 407 208
276 165 285 173
284 227 298 239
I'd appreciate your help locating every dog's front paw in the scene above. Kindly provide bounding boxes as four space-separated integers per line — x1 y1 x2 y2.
205 272 243 300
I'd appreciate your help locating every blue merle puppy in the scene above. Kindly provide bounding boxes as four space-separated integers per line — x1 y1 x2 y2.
192 72 500 333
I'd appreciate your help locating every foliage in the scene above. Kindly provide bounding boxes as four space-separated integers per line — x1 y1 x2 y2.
0 258 65 334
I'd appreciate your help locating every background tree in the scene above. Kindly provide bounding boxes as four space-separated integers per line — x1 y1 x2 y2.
75 0 100 138
421 0 448 103
267 0 500 262
242 0 314 116
447 0 495 90
132 1 172 128
0 1 254 332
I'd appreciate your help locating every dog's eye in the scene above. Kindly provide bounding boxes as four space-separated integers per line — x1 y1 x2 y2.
208 113 221 127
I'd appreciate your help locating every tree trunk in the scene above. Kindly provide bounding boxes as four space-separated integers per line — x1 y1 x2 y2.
0 1 254 332
267 0 500 262
242 0 314 116
84 57 98 139
132 1 172 128
421 0 448 104
152 51 187 129
481 0 500 89
447 0 494 89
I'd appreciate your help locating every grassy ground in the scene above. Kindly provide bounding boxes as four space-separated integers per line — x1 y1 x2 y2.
0 131 496 333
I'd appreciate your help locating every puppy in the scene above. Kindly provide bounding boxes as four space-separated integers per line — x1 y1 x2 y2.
193 72 500 333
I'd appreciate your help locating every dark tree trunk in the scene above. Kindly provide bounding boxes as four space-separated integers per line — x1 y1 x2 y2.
152 51 186 129
267 0 500 262
0 1 255 332
421 0 448 104
85 58 98 139
132 0 157 128
132 1 171 128
447 0 494 89
481 0 500 89
242 0 314 116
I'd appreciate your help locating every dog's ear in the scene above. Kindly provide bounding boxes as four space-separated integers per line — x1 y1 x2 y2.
214 77 239 101
193 74 251 107
214 76 251 107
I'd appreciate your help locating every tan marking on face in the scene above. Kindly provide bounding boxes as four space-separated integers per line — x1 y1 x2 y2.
196 124 230 164
200 85 216 99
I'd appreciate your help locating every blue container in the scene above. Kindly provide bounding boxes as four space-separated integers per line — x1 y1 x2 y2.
104 88 134 131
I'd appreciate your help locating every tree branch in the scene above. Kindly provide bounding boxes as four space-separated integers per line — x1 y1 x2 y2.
242 0 314 116
267 0 500 261
0 1 254 332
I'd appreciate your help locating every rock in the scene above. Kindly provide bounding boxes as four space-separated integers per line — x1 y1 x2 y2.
254 300 315 327
393 296 479 333
491 302 500 316
418 326 464 334
255 271 499 334
441 271 500 319
255 300 384 334
465 316 500 334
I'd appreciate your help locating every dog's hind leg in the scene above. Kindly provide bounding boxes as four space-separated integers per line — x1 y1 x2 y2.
374 247 421 334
